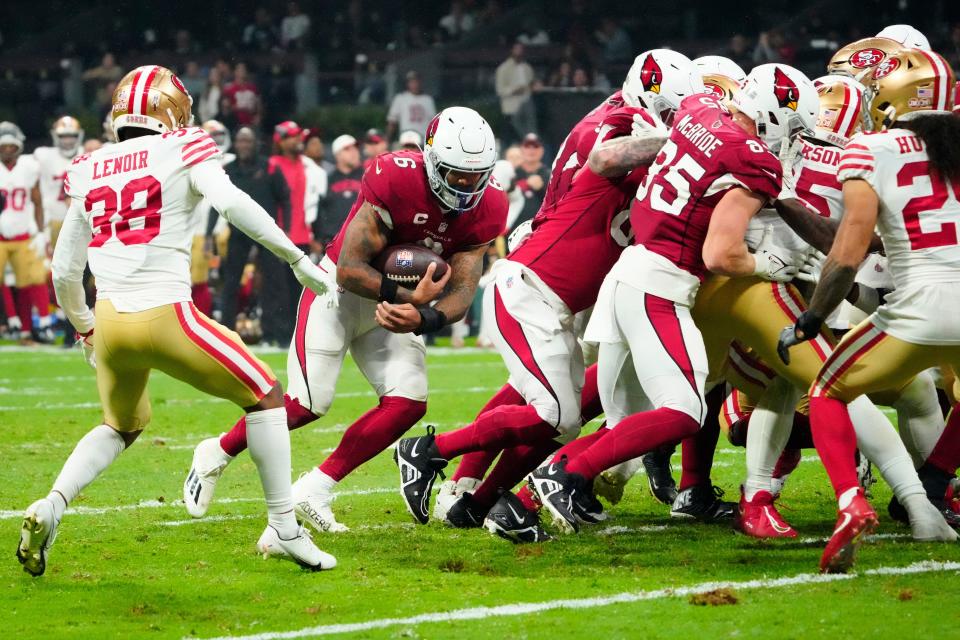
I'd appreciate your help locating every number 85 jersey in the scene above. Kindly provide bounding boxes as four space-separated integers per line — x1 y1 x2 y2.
64 127 221 311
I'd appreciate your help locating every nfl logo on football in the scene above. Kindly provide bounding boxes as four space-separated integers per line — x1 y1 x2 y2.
396 249 414 268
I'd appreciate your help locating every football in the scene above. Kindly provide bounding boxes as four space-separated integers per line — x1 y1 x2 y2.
372 243 449 288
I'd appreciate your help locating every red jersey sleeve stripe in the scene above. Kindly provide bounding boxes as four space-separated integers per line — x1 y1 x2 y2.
845 143 871 151
183 142 218 162
183 135 213 154
186 149 219 167
838 163 874 172
840 153 875 162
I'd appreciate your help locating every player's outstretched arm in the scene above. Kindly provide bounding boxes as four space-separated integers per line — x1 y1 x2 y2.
774 197 884 255
588 135 665 178
51 202 94 335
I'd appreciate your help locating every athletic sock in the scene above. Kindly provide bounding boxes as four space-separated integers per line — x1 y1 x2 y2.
679 386 723 491
809 396 861 498
472 440 560 508
49 424 126 520
450 383 524 482
246 407 298 538
926 404 960 476
848 395 925 501
319 396 426 481
894 371 945 465
566 407 700 481
580 364 603 423
516 485 539 512
549 427 609 463
433 404 557 459
14 287 33 333
744 379 799 500
220 394 318 457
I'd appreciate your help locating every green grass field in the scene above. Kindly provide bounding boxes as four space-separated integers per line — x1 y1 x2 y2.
2 345 959 639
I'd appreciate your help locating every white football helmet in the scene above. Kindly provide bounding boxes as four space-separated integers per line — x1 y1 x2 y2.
51 116 84 157
423 106 497 214
809 75 870 147
876 25 930 50
622 49 705 126
693 56 746 82
0 121 25 149
201 119 231 153
732 64 818 152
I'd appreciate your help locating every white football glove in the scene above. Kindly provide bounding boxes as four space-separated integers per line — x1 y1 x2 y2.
753 249 798 282
290 254 329 296
30 232 48 260
794 249 826 283
77 330 96 370
507 219 534 252
777 136 803 200
629 113 669 161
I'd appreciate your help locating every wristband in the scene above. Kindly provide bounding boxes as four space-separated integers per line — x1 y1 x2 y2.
414 306 447 336
378 277 399 303
795 310 824 340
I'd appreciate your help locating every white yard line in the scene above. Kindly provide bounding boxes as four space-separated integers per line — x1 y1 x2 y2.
188 560 960 640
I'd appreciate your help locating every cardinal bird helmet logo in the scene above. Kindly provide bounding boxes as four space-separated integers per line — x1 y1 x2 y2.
640 55 663 94
773 67 799 111
425 115 440 147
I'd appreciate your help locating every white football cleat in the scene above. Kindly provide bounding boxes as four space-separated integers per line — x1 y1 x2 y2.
17 498 60 577
292 473 349 533
907 497 959 542
184 436 234 518
434 477 481 522
256 525 337 571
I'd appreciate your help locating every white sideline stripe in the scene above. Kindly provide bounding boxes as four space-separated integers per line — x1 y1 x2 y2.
189 560 960 640
0 488 394 520
799 532 911 544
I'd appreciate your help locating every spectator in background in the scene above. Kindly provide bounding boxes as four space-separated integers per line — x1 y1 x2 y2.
571 66 594 90
596 18 632 63
511 133 549 232
947 23 960 70
223 62 261 127
82 52 123 110
220 127 292 343
398 130 422 150
281 2 311 49
199 66 223 122
180 60 206 98
218 95 240 132
726 33 752 69
493 145 525 229
439 1 475 41
315 134 363 252
753 29 794 64
362 128 388 170
547 61 574 88
244 8 279 52
304 130 334 173
174 29 199 55
496 42 538 144
516 17 550 46
386 71 436 143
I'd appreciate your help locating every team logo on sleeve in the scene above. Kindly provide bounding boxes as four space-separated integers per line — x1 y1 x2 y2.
850 48 885 69
773 68 799 111
640 56 663 94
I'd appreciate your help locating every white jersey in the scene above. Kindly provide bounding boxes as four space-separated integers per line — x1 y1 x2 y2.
0 155 40 240
387 91 437 137
64 127 223 312
839 130 960 343
33 146 74 224
190 153 235 238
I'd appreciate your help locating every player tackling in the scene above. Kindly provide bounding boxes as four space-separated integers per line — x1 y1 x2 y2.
16 65 336 576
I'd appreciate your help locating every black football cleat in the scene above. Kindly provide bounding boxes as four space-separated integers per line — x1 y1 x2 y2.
670 484 736 522
484 492 552 543
642 446 678 505
528 457 604 534
394 426 448 524
444 492 487 529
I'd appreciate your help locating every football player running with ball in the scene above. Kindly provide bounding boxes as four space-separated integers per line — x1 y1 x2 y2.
184 107 507 533
17 65 335 576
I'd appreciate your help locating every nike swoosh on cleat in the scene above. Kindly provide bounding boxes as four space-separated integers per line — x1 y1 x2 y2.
507 504 527 523
763 507 792 534
409 441 421 459
833 512 853 537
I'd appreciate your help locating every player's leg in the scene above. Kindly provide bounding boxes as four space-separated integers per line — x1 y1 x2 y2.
9 240 39 341
892 370 945 466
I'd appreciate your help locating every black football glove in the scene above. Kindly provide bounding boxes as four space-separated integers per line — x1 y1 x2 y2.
777 311 824 365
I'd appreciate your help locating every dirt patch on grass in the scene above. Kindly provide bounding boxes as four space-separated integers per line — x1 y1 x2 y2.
689 588 739 606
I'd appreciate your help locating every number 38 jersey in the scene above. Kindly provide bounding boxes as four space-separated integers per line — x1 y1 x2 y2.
615 94 781 306
64 126 222 311
839 130 960 343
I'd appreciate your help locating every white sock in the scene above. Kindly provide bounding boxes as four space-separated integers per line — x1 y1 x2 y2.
893 371 944 465
849 396 925 501
307 468 338 493
744 378 798 500
246 407 298 539
606 456 645 482
49 424 126 520
838 486 858 510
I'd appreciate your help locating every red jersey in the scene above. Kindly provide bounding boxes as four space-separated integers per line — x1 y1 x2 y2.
541 91 625 212
509 166 647 314
631 94 782 280
325 150 507 263
223 81 260 125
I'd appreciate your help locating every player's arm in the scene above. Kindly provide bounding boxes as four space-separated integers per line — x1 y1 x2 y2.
774 197 884 255
31 184 43 232
51 201 94 334
703 187 794 280
376 243 486 334
190 161 327 295
336 201 450 305
588 135 665 177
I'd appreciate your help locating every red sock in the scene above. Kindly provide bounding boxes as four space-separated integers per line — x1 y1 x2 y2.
679 386 723 491
809 396 860 498
773 448 802 479
566 407 700 481
433 404 557 459
516 485 539 512
451 383 524 481
549 426 609 463
192 283 213 317
472 440 560 507
319 396 426 481
14 287 33 333
0 285 14 319
927 404 960 476
580 364 603 422
220 394 318 456
29 285 49 319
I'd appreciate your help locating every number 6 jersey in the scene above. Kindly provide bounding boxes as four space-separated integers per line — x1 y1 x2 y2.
63 127 223 311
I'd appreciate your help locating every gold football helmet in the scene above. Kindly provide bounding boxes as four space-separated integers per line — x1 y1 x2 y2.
51 115 84 156
810 75 870 146
111 65 194 138
827 37 904 79
867 48 956 130
702 74 742 102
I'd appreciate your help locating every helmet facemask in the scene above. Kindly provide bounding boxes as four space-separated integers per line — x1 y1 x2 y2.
425 151 494 214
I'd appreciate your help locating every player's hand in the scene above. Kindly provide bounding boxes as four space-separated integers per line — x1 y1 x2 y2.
631 113 669 139
776 311 823 364
375 302 422 333
753 249 798 282
77 330 96 370
795 249 825 283
30 233 48 260
409 262 451 306
777 136 803 200
290 254 329 296
526 174 544 191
